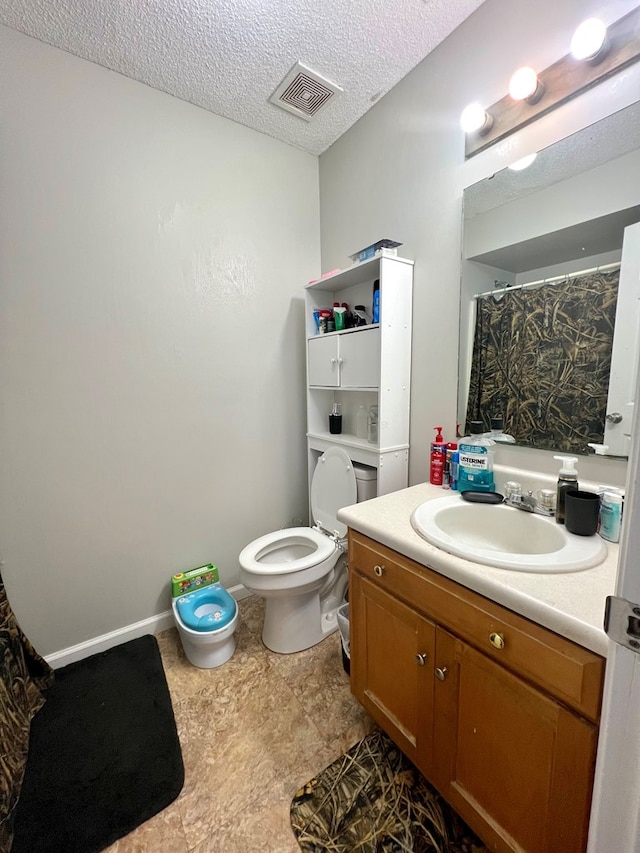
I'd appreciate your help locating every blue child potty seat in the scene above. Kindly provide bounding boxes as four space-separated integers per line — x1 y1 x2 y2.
175 585 237 632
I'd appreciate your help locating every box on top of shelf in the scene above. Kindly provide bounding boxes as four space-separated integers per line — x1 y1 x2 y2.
349 239 402 264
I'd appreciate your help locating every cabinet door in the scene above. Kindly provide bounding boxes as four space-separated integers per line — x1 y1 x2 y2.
432 627 597 853
339 327 380 388
350 571 435 771
307 335 339 386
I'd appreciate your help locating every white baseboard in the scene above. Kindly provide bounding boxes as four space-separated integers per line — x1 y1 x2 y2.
45 583 252 669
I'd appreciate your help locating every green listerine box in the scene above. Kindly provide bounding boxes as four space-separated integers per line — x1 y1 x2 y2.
171 563 219 597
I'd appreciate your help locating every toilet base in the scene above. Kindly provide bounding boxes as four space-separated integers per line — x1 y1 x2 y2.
263 591 336 653
259 556 348 654
179 633 236 669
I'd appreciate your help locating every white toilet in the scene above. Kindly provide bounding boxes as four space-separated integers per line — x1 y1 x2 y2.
239 447 377 654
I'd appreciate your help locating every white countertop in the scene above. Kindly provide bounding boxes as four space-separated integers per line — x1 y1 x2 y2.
337 482 619 657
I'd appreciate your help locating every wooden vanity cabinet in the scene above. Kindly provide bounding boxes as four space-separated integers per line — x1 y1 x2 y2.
348 530 605 853
350 571 436 771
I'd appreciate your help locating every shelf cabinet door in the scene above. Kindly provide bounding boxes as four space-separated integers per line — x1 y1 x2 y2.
350 570 435 771
308 327 380 388
339 327 380 387
432 627 598 853
308 335 339 386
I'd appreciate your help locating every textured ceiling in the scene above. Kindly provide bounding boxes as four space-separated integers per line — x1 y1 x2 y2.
0 0 486 155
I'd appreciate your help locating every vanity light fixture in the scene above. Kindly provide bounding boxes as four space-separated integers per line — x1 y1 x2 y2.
460 102 493 135
570 18 609 63
463 5 640 158
508 67 544 103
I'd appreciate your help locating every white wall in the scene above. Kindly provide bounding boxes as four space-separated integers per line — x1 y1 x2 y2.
0 26 320 655
319 0 639 486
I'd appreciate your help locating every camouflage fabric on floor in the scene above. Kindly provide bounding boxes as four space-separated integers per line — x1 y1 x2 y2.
0 573 54 852
290 729 488 853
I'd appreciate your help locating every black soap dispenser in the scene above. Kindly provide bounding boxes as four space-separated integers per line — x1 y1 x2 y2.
553 455 579 524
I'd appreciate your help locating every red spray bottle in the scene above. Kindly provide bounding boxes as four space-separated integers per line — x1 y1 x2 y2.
430 426 447 485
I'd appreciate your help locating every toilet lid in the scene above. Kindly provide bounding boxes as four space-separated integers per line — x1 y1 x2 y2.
310 447 357 538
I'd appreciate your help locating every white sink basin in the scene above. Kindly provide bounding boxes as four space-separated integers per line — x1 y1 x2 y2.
411 494 607 572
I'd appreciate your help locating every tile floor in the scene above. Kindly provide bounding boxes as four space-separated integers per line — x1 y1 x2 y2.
105 596 375 852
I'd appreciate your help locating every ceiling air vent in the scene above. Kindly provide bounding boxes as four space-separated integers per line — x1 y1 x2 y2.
270 62 342 121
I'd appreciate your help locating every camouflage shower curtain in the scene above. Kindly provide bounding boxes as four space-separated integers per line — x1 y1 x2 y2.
467 269 619 454
0 574 53 852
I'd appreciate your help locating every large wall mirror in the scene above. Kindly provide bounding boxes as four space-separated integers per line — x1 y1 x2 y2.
459 101 640 459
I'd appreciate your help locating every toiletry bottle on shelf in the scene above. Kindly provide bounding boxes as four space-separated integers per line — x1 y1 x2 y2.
372 279 380 324
429 426 447 486
333 305 347 330
553 455 579 524
356 405 369 440
353 305 368 326
599 489 623 542
329 402 342 434
341 303 353 328
457 422 495 493
367 405 378 444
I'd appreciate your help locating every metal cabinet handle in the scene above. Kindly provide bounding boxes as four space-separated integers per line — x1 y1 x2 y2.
373 565 385 577
489 632 505 650
330 358 337 365
435 666 448 681
415 653 427 666
606 412 623 423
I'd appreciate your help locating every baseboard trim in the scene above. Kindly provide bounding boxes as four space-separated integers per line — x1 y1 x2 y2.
45 583 252 669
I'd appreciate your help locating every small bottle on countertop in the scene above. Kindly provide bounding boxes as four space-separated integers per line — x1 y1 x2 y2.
553 455 579 525
430 426 447 486
443 441 458 490
598 489 623 542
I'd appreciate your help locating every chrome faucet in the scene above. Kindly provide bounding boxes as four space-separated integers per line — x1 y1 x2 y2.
504 485 556 517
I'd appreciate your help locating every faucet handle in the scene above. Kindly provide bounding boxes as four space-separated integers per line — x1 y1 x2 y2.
504 481 522 499
537 489 556 511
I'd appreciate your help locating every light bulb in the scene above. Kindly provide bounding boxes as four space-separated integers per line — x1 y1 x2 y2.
571 18 608 61
508 153 537 171
460 103 493 135
508 67 544 103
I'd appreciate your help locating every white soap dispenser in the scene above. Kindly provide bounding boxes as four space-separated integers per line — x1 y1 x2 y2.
553 455 579 525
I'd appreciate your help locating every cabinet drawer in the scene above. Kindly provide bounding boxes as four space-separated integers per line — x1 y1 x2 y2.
349 531 604 722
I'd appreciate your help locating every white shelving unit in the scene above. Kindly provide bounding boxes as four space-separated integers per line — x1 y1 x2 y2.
305 254 413 498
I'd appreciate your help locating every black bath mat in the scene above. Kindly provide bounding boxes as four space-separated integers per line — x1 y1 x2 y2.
12 634 184 853
290 730 488 852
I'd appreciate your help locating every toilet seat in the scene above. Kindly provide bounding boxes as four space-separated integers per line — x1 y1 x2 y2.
174 585 237 633
239 447 358 576
239 527 336 575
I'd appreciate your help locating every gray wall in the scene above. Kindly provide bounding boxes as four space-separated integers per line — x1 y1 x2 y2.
0 26 320 655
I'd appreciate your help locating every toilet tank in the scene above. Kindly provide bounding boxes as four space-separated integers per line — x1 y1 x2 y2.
353 463 377 502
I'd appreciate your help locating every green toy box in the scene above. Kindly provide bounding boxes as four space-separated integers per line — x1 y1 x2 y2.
171 563 219 597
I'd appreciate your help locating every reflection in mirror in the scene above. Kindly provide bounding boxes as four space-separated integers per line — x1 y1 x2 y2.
460 101 640 458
